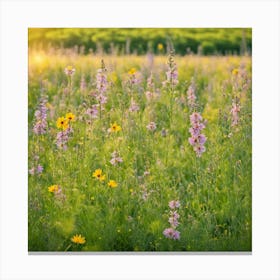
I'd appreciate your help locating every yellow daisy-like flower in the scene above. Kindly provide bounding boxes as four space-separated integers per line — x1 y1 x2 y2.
157 43 164 51
56 117 69 130
71 234 86 244
109 122 121 133
232 68 239 75
66 112 75 122
48 185 59 193
108 180 118 188
128 68 136 75
92 169 106 181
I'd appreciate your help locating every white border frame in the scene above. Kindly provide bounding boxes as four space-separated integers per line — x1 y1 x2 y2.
1 0 279 279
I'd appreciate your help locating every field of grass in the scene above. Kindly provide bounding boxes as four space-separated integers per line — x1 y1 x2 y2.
28 48 252 252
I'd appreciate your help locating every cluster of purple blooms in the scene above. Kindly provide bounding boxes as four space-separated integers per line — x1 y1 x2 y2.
163 200 181 240
188 112 207 157
56 127 73 150
86 60 108 119
96 68 108 95
145 73 158 101
146 122 157 131
29 155 43 175
187 79 196 108
109 151 123 166
230 100 241 126
80 75 87 91
86 104 99 119
128 71 141 86
33 96 48 135
129 99 140 112
163 50 179 87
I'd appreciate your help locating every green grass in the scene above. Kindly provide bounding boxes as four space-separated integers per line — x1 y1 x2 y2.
28 50 252 252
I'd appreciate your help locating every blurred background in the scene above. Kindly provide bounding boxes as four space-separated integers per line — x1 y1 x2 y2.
29 28 252 56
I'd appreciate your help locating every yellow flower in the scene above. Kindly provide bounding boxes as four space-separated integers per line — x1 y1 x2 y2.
71 234 86 244
56 117 69 130
157 43 164 51
48 185 59 193
108 180 118 188
232 68 239 75
92 169 106 181
66 65 74 71
66 112 75 122
128 68 136 75
109 122 121 133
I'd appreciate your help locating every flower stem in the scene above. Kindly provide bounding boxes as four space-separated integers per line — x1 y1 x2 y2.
64 243 72 252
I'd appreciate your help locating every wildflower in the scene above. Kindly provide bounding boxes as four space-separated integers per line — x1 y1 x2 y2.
95 94 108 105
108 122 121 133
168 216 180 227
29 164 43 175
147 73 154 89
108 180 118 188
48 185 59 193
54 188 66 202
163 50 178 87
80 75 87 91
29 168 35 175
157 43 164 51
145 73 158 101
188 112 207 157
66 112 75 122
143 171 150 176
190 112 203 124
194 145 206 157
163 200 181 240
71 234 86 244
230 100 241 126
56 127 72 150
36 164 44 174
232 68 239 75
128 68 140 85
129 99 140 112
92 169 106 181
64 65 75 76
146 122 157 131
163 228 180 240
56 117 69 130
109 151 123 166
96 60 108 95
168 200 181 209
187 79 196 108
33 95 48 135
145 91 156 101
128 68 137 75
86 104 99 119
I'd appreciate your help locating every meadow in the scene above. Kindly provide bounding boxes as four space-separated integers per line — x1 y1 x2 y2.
28 48 252 252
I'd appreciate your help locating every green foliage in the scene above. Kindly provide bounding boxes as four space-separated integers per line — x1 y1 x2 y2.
29 28 252 55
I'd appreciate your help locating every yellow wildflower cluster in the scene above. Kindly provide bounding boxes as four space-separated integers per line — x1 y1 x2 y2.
92 169 106 181
56 113 75 130
92 169 118 188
